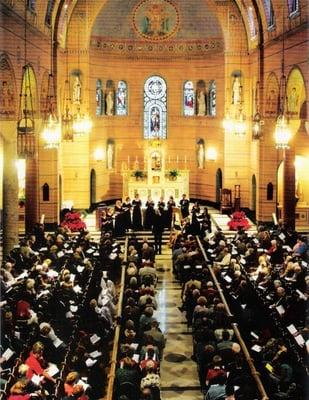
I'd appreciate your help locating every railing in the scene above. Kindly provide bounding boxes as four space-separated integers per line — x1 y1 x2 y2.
196 236 269 400
104 237 128 400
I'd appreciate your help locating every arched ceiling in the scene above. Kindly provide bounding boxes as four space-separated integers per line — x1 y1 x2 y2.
51 0 306 52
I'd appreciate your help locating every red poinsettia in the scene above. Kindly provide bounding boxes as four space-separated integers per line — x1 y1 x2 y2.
228 211 250 231
60 211 86 232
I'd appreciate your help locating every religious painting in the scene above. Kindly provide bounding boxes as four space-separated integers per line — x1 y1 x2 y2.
265 72 279 118
151 151 162 171
183 81 195 116
286 68 306 119
144 75 167 139
116 80 128 116
133 0 180 41
0 55 16 118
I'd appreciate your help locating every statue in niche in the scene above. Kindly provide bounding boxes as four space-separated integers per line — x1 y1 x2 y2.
232 76 241 105
288 87 299 116
197 89 206 116
197 140 205 169
106 90 114 116
72 76 81 104
0 80 14 115
107 141 114 170
266 89 278 115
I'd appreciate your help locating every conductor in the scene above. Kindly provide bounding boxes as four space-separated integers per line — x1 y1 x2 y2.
152 208 164 255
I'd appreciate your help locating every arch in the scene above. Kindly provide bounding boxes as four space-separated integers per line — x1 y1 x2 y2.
144 75 167 139
0 53 16 119
286 67 306 119
42 183 50 201
116 80 128 116
251 174 257 211
216 168 223 205
90 169 96 205
265 72 280 118
183 81 195 116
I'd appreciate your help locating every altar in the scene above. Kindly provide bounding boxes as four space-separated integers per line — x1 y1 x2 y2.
122 140 189 204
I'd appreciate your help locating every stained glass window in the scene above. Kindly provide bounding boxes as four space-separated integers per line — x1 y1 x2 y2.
209 81 216 116
262 0 275 28
96 79 103 116
116 81 128 116
288 0 299 15
144 76 167 139
45 0 56 26
27 0 36 11
183 81 195 116
247 6 257 38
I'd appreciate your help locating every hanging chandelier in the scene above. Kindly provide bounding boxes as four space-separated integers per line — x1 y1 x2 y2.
252 81 264 140
62 78 74 141
17 3 35 158
41 24 61 149
42 73 61 149
234 107 247 136
222 110 234 134
72 105 93 137
274 9 291 150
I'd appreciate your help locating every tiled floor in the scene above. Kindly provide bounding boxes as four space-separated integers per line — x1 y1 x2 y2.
154 247 204 400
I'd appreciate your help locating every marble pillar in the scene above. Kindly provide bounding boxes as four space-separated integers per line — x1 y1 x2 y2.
3 137 19 257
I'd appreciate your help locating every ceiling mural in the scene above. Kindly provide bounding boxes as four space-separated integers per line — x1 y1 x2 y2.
90 0 224 58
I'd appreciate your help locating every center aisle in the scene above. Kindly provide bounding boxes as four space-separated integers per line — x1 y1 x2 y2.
153 244 204 400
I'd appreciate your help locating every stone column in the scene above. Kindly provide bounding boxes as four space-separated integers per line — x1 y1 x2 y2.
282 148 296 230
3 137 19 257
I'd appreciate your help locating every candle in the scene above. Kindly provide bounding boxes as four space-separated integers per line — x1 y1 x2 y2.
128 155 130 167
185 155 187 164
176 155 179 164
168 155 171 164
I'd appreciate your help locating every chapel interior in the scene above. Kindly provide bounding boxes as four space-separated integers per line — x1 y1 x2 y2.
0 0 308 400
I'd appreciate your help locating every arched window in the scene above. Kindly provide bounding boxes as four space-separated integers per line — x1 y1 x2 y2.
45 0 56 26
196 80 207 116
208 81 216 116
288 0 299 16
262 0 275 28
105 80 115 116
267 182 274 200
42 183 50 202
96 79 104 116
144 75 167 139
183 81 195 116
27 0 36 12
247 6 257 39
116 80 128 116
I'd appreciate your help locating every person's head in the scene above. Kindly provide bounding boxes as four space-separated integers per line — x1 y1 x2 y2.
40 323 51 336
144 307 154 317
65 371 79 384
150 320 159 329
213 355 222 367
277 286 286 297
222 330 230 341
10 381 27 395
18 364 29 378
197 296 207 306
145 360 155 373
72 384 84 396
32 341 44 357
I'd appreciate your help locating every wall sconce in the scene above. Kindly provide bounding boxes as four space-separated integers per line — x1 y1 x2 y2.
94 148 104 162
206 147 217 161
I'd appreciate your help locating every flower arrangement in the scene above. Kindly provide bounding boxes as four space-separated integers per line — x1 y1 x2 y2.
228 210 250 231
168 169 180 179
132 170 146 180
60 211 86 232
